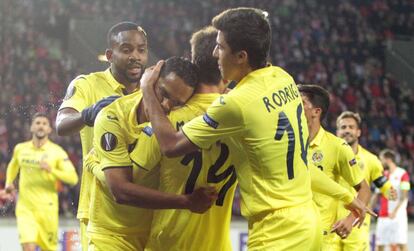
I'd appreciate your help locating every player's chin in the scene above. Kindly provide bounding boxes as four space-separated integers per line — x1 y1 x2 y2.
126 74 141 83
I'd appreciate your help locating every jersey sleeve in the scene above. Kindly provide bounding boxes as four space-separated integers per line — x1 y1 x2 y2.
5 144 21 186
52 148 79 186
310 165 354 204
400 171 411 191
84 148 106 184
182 95 245 149
370 156 384 184
59 76 91 112
337 142 364 187
93 108 132 169
130 125 161 171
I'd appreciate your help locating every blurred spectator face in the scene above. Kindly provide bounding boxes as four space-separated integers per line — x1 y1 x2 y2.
154 72 194 113
336 117 361 146
106 30 148 84
30 116 52 140
213 31 239 82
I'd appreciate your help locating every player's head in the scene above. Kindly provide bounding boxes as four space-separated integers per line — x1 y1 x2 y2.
190 26 221 85
298 84 330 124
336 111 362 146
155 57 198 113
212 7 271 82
30 112 52 140
106 21 148 84
379 149 397 169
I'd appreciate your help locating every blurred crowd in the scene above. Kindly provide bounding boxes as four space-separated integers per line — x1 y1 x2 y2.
0 0 413 217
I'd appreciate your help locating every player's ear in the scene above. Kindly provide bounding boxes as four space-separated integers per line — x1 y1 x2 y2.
314 107 322 118
236 50 248 65
105 49 113 63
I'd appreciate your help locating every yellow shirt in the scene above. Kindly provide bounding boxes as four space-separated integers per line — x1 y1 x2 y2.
182 66 312 218
308 127 363 230
6 140 78 211
59 69 130 220
336 145 386 224
88 91 156 236
132 94 242 251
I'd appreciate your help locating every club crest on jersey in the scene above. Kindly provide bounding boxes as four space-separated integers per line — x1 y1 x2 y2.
312 150 324 164
349 158 357 166
101 132 117 151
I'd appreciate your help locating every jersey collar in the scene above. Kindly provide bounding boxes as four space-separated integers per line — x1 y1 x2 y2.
310 126 325 147
104 68 128 92
234 65 275 90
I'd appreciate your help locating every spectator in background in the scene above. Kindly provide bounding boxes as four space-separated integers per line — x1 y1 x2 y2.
375 149 410 251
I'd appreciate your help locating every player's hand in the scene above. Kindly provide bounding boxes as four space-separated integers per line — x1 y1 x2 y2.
185 186 218 214
388 186 397 201
344 197 377 228
331 215 355 239
82 96 120 126
40 161 51 173
140 60 164 92
0 190 13 201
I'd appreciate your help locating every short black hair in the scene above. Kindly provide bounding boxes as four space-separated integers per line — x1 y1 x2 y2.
107 21 147 47
212 7 271 69
160 57 199 89
298 84 330 120
32 112 50 123
380 149 397 162
190 26 220 85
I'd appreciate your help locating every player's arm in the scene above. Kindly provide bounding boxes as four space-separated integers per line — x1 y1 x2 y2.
140 61 197 157
310 165 374 221
389 171 410 219
310 165 354 203
370 157 395 200
338 144 371 206
56 77 119 135
332 144 372 237
5 145 21 192
141 61 244 157
51 150 79 186
84 148 106 184
104 167 216 213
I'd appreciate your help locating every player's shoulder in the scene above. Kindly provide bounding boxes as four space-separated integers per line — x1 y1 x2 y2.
46 141 67 154
359 146 380 162
14 141 31 151
323 130 346 146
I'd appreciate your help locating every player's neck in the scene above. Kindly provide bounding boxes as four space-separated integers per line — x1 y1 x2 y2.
32 137 48 148
389 163 397 173
351 142 359 154
195 81 225 94
308 121 321 142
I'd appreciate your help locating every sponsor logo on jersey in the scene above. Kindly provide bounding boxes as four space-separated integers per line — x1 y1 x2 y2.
349 158 357 166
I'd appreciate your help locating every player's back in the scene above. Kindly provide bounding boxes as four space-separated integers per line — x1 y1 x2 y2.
132 93 242 251
221 66 311 216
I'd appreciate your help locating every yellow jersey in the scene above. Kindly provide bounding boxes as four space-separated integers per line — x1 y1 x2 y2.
59 68 131 220
308 127 363 230
88 91 157 236
132 94 242 251
6 140 78 211
182 66 312 218
336 145 387 225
